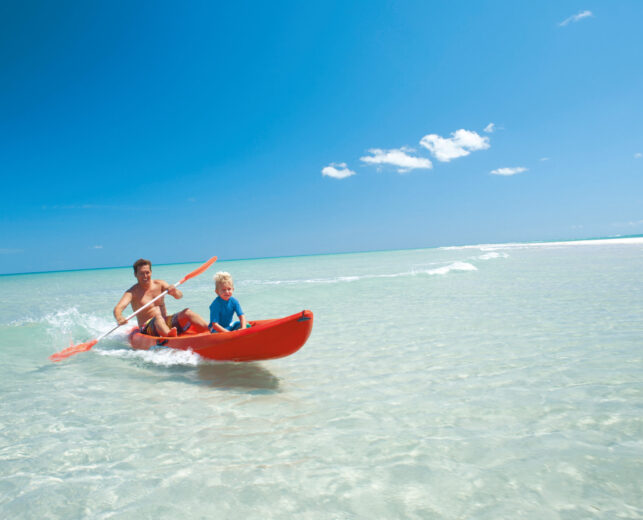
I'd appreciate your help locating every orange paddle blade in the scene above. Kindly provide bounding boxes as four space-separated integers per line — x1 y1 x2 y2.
179 256 217 284
49 339 98 362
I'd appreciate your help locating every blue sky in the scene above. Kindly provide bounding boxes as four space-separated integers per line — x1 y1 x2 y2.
1 1 642 274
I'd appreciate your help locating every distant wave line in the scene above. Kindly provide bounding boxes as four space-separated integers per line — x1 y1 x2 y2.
241 261 478 286
442 236 643 252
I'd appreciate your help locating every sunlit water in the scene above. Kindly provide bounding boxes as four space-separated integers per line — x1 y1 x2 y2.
1 238 642 519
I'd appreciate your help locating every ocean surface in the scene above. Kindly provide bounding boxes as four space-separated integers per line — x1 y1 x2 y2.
1 238 642 519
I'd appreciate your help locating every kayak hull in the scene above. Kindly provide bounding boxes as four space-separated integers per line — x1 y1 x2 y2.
128 310 313 362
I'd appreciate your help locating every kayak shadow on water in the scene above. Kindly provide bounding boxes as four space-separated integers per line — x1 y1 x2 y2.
195 362 281 392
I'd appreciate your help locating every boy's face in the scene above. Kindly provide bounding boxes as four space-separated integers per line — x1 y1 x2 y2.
216 282 234 301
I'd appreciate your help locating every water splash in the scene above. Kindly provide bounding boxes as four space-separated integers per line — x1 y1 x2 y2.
96 346 205 366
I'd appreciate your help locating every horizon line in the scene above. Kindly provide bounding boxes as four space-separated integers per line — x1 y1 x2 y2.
1 233 642 277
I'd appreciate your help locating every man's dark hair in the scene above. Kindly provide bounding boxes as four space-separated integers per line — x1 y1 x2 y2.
133 259 152 274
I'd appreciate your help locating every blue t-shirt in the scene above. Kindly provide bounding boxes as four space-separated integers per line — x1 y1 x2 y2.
209 296 244 330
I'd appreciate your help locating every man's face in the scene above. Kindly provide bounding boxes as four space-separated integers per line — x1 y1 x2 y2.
135 265 152 285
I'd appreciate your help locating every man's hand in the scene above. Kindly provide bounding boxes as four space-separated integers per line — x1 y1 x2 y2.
117 316 128 326
166 284 182 299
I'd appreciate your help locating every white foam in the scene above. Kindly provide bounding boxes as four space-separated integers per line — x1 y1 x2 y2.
477 252 509 260
424 261 478 275
96 346 205 366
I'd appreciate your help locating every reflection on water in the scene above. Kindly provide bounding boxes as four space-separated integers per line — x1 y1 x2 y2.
196 362 281 391
117 349 283 392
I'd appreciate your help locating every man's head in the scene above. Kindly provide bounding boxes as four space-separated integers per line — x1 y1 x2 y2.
133 259 152 284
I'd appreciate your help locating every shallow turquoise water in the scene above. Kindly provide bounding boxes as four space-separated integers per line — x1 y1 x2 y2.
1 239 642 518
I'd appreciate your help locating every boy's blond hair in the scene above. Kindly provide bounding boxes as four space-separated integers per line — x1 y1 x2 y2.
214 271 234 290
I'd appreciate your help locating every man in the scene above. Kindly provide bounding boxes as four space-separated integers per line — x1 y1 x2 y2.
114 259 209 337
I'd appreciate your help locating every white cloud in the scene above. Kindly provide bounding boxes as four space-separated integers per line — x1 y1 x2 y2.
634 153 642 159
90 245 103 249
540 157 550 161
559 10 593 27
484 123 495 133
419 129 490 162
321 162 356 179
490 167 528 176
360 147 432 173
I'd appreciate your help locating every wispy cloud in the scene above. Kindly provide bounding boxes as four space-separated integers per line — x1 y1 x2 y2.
420 129 490 162
612 219 643 227
490 167 527 176
635 153 642 159
360 148 432 173
41 204 124 210
322 162 356 179
0 248 23 254
483 123 495 133
90 245 103 249
540 157 550 161
559 10 593 27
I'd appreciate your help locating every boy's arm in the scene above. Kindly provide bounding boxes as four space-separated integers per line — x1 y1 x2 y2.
234 299 246 329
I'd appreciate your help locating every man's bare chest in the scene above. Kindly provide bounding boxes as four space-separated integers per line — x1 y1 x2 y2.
133 285 165 308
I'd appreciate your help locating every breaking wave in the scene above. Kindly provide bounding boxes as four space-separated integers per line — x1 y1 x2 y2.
477 252 509 260
424 261 478 275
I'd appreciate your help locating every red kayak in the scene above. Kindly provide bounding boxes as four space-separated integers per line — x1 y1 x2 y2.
128 310 313 362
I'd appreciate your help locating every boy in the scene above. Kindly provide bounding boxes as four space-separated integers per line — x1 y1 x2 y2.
209 271 247 333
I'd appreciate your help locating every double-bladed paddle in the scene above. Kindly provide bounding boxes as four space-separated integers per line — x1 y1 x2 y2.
49 256 217 362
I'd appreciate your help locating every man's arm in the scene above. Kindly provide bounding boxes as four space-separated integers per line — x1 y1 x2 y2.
114 291 133 325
